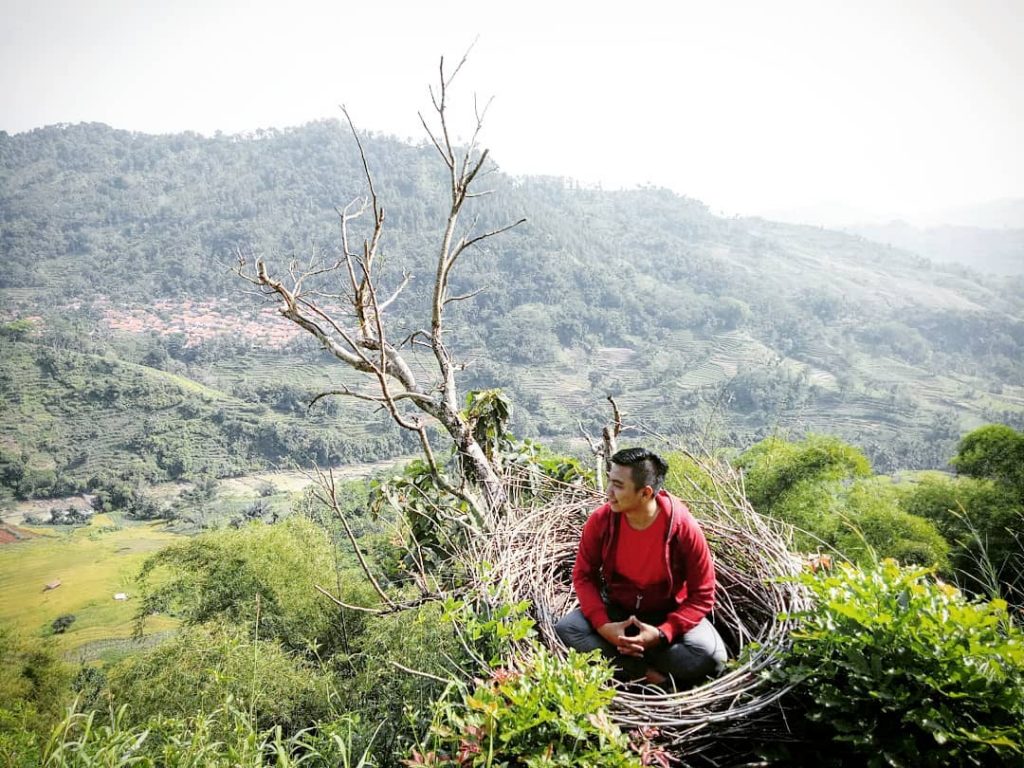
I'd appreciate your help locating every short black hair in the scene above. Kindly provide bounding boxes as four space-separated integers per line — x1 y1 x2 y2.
610 447 668 492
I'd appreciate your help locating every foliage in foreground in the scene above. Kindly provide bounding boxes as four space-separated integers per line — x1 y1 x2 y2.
102 622 338 734
102 505 470 765
408 598 648 768
410 648 644 768
673 441 951 570
903 473 1023 600
40 698 376 768
770 559 1024 767
134 517 342 655
0 627 73 768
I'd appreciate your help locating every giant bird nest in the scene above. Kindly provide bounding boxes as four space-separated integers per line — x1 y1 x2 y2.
458 457 812 764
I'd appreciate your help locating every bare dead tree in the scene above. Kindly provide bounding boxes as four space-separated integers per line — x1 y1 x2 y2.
578 396 624 492
237 54 524 523
601 395 623 471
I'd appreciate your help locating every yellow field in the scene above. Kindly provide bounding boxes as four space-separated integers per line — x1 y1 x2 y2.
0 515 182 658
216 457 410 497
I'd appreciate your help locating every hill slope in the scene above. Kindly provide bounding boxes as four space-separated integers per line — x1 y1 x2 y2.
2 122 1023 485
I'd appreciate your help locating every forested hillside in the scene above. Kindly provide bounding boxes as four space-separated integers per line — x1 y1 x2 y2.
3 119 1024 767
2 121 1024 496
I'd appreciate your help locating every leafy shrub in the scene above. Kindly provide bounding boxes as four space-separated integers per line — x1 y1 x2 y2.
51 614 77 635
0 626 72 766
0 709 41 768
103 623 337 734
739 434 873 513
902 473 1023 599
0 319 35 341
663 450 718 500
412 647 644 768
832 479 949 569
952 423 1024 496
736 437 952 569
407 595 650 768
134 517 342 655
736 434 872 549
332 599 479 765
770 559 1024 766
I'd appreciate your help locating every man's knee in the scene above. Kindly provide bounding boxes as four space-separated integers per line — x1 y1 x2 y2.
554 614 573 646
554 608 591 649
661 619 727 683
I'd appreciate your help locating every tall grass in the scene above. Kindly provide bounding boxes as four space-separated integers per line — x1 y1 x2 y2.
40 699 378 767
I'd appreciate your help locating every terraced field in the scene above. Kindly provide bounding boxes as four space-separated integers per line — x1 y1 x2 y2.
5 287 1024 500
592 347 637 372
0 337 412 490
0 515 182 660
658 330 704 358
0 340 256 478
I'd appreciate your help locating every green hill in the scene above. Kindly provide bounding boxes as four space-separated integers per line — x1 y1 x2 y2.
2 121 1023 488
0 334 414 500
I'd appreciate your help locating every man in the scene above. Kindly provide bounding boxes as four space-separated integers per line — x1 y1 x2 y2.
555 447 727 688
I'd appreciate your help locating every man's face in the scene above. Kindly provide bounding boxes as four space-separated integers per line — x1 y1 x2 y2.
607 463 650 514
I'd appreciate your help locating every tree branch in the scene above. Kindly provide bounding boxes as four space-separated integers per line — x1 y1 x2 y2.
314 465 398 608
449 218 526 266
240 52 513 524
308 386 433 411
443 287 486 306
378 271 412 312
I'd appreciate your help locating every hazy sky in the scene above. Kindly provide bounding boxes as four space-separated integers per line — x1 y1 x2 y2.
2 0 1022 221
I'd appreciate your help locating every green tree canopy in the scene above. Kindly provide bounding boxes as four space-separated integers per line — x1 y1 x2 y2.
901 473 1023 599
134 517 345 655
952 423 1024 497
736 434 873 546
736 435 947 568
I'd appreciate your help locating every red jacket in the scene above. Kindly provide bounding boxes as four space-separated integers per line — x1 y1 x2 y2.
572 490 716 643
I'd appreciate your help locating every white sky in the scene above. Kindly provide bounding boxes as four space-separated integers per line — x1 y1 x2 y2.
2 0 1022 221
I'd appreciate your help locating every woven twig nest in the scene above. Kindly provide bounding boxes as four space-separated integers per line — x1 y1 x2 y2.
467 459 811 765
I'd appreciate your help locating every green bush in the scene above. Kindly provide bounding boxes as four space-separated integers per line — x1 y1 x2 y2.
134 517 344 655
734 438 953 569
335 600 474 765
103 623 337 734
412 647 644 768
736 434 872 549
406 596 652 768
0 625 72 765
833 479 950 569
902 473 1024 599
952 423 1024 496
770 559 1024 766
663 450 719 500
738 434 873 513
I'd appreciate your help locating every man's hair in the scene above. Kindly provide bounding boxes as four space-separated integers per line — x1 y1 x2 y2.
610 447 669 492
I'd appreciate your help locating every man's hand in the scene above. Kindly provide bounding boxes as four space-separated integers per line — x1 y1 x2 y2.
596 618 633 650
598 616 663 657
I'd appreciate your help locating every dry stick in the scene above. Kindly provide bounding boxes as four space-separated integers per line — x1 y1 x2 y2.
316 465 396 609
602 395 623 473
314 584 439 616
314 584 383 615
387 660 454 686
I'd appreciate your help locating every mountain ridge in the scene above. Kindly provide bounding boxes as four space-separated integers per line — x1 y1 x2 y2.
2 120 1023 488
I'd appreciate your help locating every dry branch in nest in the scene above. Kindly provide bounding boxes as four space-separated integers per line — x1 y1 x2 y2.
461 455 812 764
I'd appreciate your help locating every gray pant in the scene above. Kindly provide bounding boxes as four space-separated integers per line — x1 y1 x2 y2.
555 606 727 687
